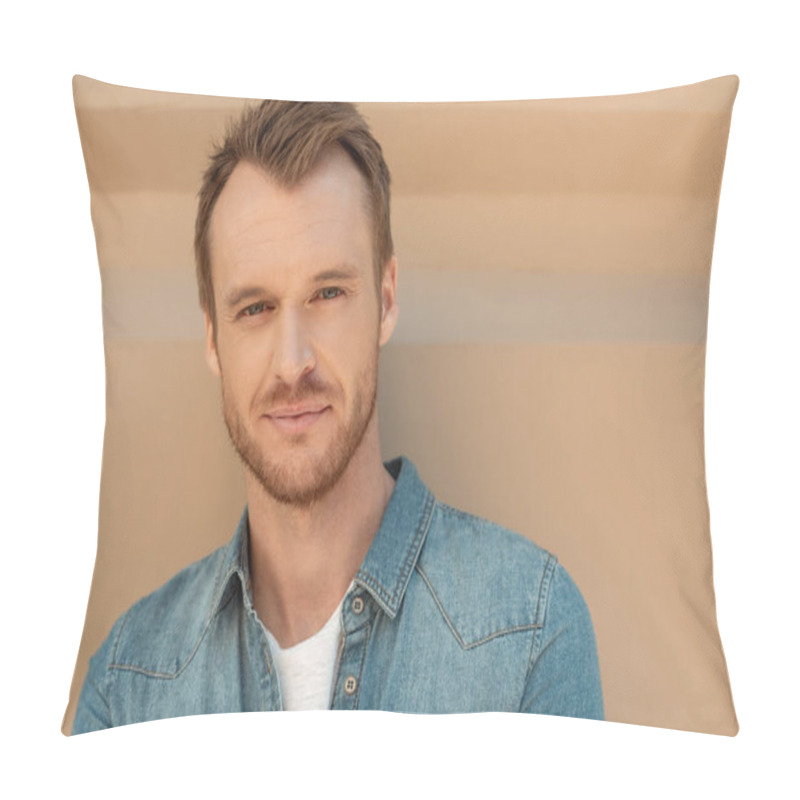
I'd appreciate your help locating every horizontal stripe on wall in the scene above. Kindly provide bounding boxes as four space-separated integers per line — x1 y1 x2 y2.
89 190 720 276
101 267 708 344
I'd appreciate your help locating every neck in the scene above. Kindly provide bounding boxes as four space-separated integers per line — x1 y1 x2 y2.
245 416 394 648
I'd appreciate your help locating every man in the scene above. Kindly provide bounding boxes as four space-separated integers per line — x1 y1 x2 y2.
72 101 603 731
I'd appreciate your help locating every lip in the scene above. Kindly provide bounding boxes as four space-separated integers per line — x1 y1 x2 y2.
264 404 330 435
268 404 329 418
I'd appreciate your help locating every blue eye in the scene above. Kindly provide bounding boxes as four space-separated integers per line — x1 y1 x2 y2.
319 287 343 300
242 302 267 317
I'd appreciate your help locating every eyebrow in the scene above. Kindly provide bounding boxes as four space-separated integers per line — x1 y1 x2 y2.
222 265 362 311
312 266 360 283
223 285 267 311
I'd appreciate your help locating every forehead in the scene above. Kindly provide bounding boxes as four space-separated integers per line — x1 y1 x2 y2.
208 149 373 290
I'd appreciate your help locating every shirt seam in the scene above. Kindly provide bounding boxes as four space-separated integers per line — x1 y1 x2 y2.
527 553 558 673
82 667 113 730
209 514 249 618
103 610 130 724
352 621 371 710
107 590 235 680
391 488 435 607
358 487 435 614
329 622 346 710
416 563 541 650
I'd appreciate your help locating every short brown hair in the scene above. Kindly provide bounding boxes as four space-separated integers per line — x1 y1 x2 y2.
195 100 393 328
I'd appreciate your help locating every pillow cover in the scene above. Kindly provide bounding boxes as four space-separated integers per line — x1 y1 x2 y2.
65 75 739 735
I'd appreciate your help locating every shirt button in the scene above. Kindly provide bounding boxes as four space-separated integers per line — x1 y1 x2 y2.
344 675 358 695
351 595 365 614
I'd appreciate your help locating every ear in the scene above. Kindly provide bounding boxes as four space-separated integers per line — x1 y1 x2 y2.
204 309 221 377
378 255 399 348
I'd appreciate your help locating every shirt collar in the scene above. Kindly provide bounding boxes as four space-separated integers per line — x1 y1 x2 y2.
210 505 253 619
354 456 435 618
210 456 435 621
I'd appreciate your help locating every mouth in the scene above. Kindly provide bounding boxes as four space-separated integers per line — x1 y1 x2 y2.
264 404 330 435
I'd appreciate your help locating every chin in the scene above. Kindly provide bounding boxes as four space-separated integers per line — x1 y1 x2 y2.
259 467 342 508
253 444 352 508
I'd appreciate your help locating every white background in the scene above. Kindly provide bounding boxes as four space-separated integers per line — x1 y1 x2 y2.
3 1 798 796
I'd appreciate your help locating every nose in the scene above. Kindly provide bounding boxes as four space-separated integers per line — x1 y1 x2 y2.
273 307 315 385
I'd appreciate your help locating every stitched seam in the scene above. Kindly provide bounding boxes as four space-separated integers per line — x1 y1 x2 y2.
357 572 395 607
416 564 539 651
81 670 112 730
110 609 130 666
211 560 245 617
344 609 374 636
353 622 371 710
360 489 435 610
329 625 346 710
256 610 279 704
108 588 235 679
415 564 467 648
464 623 542 648
209 565 227 620
103 608 132 726
216 587 237 616
528 554 557 672
208 512 249 617
392 490 435 605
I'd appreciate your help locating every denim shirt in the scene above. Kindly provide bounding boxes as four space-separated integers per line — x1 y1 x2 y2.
73 457 603 732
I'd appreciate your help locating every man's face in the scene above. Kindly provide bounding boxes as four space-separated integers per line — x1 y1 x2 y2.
205 149 397 507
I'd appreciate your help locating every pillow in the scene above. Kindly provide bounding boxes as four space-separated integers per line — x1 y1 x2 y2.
65 75 739 735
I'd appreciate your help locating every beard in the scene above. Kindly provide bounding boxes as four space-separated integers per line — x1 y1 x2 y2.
220 349 379 508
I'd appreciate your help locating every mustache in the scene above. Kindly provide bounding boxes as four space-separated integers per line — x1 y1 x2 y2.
258 373 334 411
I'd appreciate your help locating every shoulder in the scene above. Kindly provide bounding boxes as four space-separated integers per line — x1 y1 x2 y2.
421 499 556 587
414 500 561 643
97 543 233 677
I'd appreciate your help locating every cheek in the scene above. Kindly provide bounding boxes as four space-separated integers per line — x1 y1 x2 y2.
218 337 270 403
315 307 380 378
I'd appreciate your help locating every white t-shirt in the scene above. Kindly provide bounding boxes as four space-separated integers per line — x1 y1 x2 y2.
263 585 352 710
